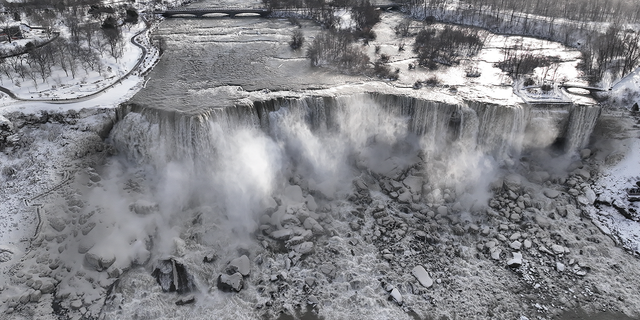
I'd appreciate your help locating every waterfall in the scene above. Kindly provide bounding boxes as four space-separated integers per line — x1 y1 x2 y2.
110 94 600 170
564 103 602 153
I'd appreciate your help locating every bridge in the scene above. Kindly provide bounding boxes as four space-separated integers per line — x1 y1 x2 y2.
154 8 272 18
154 4 401 18
560 82 610 95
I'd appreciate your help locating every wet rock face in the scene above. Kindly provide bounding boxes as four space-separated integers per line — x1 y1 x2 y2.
152 259 196 294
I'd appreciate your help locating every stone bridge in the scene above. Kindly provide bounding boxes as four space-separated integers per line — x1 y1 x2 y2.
154 8 272 18
154 4 401 18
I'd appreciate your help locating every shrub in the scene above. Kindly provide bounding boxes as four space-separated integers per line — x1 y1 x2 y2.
290 30 305 50
373 61 398 80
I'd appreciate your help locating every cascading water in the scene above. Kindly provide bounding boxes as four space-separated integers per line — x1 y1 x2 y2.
104 93 601 320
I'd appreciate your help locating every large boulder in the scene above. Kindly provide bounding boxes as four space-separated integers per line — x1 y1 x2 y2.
152 259 196 294
411 265 433 288
84 250 116 271
217 273 244 292
226 255 250 276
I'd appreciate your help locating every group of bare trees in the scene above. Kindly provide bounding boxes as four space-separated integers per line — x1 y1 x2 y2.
0 2 135 90
305 31 370 72
495 41 560 81
411 0 640 24
413 25 485 69
579 25 640 83
404 0 640 85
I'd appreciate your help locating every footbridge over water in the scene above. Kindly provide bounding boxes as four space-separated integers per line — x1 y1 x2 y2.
560 82 610 95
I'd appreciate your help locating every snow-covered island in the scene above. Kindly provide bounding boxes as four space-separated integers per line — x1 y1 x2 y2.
2 0 640 319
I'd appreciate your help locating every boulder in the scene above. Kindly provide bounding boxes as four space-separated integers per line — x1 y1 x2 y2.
551 244 565 255
305 195 318 211
303 217 324 234
411 265 433 288
390 288 403 305
84 250 116 272
175 295 196 306
294 242 314 255
152 259 196 294
503 174 523 192
227 255 250 276
543 189 560 199
29 290 42 302
217 273 244 292
580 149 591 159
507 252 522 267
573 168 591 180
284 185 304 203
584 188 596 205
270 229 293 240
403 176 423 194
48 216 66 232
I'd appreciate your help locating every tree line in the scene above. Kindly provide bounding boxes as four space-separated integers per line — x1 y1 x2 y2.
404 0 640 85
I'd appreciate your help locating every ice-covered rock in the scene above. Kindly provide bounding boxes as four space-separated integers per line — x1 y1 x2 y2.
217 273 244 292
227 255 250 276
305 195 318 211
551 244 564 255
152 259 196 294
411 265 433 288
48 216 67 232
573 168 591 180
294 242 314 255
397 191 412 203
543 189 560 199
491 248 502 260
556 262 565 272
84 250 116 272
510 241 522 250
584 188 596 204
284 185 304 203
507 252 522 267
270 228 293 240
320 263 336 277
175 295 196 306
263 197 278 213
29 290 41 302
580 149 591 159
303 217 324 234
503 174 523 192
403 176 423 194
390 288 403 305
